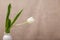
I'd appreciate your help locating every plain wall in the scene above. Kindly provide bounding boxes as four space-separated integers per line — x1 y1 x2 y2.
0 0 60 40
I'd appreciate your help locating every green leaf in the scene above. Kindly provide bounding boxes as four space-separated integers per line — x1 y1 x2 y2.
5 4 11 33
11 9 23 26
5 3 23 33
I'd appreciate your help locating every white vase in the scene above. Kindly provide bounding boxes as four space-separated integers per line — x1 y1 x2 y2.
3 33 12 40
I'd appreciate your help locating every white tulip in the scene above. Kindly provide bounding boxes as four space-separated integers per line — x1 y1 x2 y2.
16 17 35 26
26 17 35 23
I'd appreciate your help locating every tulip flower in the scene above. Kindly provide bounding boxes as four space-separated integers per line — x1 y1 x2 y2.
26 17 35 23
16 17 35 26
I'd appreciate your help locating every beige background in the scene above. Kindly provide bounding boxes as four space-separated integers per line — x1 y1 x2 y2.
0 0 60 40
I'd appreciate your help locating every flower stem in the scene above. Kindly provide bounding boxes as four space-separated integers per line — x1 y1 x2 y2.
16 21 28 26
